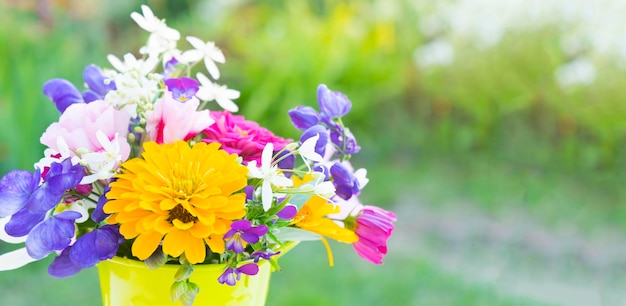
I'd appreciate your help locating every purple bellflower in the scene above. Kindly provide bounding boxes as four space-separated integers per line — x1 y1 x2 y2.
0 169 41 218
224 220 268 253
42 79 83 113
317 84 352 121
25 211 82 259
330 163 360 200
300 125 329 158
43 64 115 113
275 149 295 178
288 106 320 130
48 225 123 278
217 263 259 286
91 184 111 223
330 127 361 155
164 77 199 102
1 158 84 238
82 64 116 102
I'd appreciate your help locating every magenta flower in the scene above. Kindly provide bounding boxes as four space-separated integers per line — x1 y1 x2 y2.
201 111 291 164
352 206 396 265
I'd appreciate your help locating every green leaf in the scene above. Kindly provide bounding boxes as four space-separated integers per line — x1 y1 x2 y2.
287 193 312 209
272 227 321 241
174 263 194 282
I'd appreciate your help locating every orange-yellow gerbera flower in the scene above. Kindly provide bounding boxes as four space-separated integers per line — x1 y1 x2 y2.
104 140 248 264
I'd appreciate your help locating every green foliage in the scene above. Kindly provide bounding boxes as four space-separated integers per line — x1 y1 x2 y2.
191 1 413 139
0 4 109 173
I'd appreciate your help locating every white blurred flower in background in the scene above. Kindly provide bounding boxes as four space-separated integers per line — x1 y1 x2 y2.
554 59 596 89
413 39 455 69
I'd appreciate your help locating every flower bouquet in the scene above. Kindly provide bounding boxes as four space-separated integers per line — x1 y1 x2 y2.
0 5 396 305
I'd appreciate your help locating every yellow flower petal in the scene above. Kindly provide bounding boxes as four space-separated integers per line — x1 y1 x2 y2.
132 231 164 260
172 219 195 230
205 234 225 254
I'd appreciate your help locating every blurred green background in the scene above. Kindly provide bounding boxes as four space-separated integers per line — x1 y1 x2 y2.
2 0 626 305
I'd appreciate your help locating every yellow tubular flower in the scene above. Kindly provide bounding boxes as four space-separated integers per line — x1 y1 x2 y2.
293 195 358 244
104 141 248 264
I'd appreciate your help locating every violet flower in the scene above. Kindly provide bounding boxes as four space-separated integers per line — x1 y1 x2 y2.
250 249 281 263
330 127 361 155
25 211 82 259
317 84 351 121
351 206 396 265
162 57 180 78
276 204 297 220
82 64 116 102
91 184 111 223
70 225 123 268
1 158 84 238
243 185 255 202
275 149 295 178
48 225 123 278
224 220 268 253
164 77 199 102
217 263 259 286
330 163 360 201
0 169 41 218
288 106 320 130
43 64 115 112
300 125 328 158
42 79 84 113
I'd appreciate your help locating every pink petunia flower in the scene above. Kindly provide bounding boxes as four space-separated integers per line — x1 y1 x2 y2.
40 100 131 160
145 92 213 144
351 206 396 265
201 111 291 164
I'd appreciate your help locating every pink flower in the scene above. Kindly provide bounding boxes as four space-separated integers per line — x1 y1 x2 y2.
352 206 396 265
40 100 131 160
145 92 213 144
201 111 291 164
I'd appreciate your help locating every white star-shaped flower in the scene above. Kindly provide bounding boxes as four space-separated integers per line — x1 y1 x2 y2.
195 72 240 112
107 53 159 76
182 37 225 79
130 5 180 41
247 143 293 211
299 134 323 163
79 131 125 184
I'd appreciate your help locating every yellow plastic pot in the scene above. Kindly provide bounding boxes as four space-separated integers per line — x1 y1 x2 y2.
97 243 296 306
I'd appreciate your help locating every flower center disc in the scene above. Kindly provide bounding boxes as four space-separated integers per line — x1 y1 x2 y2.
167 204 198 224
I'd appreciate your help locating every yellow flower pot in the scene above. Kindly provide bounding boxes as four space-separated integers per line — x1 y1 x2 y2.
97 257 269 306
97 243 297 306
